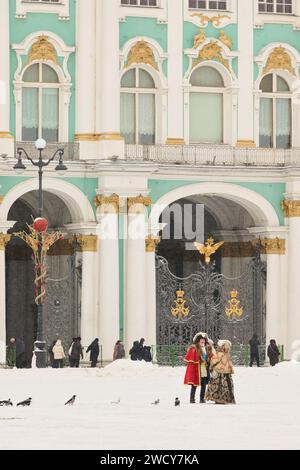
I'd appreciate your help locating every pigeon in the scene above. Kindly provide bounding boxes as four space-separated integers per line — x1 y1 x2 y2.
64 395 76 406
175 397 180 407
111 398 120 405
16 398 32 407
0 399 13 407
151 399 160 405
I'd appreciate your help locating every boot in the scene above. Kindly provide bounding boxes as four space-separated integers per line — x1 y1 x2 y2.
200 382 207 403
190 386 196 403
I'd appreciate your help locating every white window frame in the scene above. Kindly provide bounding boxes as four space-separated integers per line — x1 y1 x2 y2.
121 67 158 145
21 63 61 142
254 0 300 28
120 0 159 7
188 0 229 11
257 0 293 15
259 72 292 149
184 0 236 26
119 0 167 21
16 0 70 20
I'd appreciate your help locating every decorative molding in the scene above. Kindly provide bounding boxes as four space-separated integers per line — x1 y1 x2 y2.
236 140 256 148
48 239 74 256
259 238 286 255
145 236 161 253
193 41 230 70
97 133 124 141
171 290 190 319
165 138 186 145
193 29 206 49
75 235 98 253
128 195 152 212
264 46 295 76
94 194 120 213
281 200 300 218
221 242 254 258
190 13 231 27
225 289 244 319
0 132 13 139
219 30 232 50
15 0 70 20
0 233 11 250
28 36 58 65
126 40 158 70
0 196 4 205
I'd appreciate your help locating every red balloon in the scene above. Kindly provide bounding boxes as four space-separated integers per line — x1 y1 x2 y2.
33 217 48 233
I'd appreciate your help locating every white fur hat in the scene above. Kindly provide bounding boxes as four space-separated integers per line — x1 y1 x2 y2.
217 339 232 350
193 331 208 343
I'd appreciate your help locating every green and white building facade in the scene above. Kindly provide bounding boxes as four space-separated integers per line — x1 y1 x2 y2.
1 0 300 362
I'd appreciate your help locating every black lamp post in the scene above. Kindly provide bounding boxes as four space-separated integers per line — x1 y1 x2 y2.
13 139 67 368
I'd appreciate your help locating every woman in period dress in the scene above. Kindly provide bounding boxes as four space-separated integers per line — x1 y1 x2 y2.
206 339 236 405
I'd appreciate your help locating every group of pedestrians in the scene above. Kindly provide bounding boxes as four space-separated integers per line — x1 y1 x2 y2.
129 338 152 362
249 334 281 367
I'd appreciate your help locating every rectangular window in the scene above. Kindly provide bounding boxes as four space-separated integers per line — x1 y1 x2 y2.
259 98 273 148
188 0 227 10
121 93 136 144
22 88 38 141
258 0 293 14
42 88 59 143
24 1 60 3
138 94 155 144
190 92 223 143
120 0 158 6
276 98 291 149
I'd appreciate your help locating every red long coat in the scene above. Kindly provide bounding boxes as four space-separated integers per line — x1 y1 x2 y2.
184 346 201 386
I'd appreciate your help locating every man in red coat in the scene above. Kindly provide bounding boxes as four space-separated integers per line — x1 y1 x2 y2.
184 332 208 403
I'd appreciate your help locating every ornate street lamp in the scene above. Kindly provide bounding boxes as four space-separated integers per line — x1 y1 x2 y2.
13 139 68 368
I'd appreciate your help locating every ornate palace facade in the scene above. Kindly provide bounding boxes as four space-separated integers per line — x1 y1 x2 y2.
0 0 300 362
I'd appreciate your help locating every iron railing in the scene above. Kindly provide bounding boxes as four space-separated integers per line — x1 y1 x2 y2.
125 144 300 167
15 141 80 161
151 344 284 367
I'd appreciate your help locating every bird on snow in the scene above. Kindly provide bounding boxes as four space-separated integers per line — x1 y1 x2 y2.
0 399 13 406
111 398 120 405
64 395 76 406
16 398 32 407
175 398 180 407
151 399 160 405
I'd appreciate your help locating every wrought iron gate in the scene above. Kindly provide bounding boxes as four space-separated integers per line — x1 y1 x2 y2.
43 248 80 352
156 250 266 348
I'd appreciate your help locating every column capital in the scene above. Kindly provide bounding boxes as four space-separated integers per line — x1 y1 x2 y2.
0 233 11 250
221 241 254 258
128 195 152 212
259 237 286 255
145 235 161 253
75 234 98 252
0 196 4 204
281 199 300 217
94 193 120 213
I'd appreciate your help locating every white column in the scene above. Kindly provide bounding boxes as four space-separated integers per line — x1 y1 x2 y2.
236 0 255 147
75 0 98 159
0 0 14 157
284 203 300 358
96 196 120 362
166 0 184 145
145 236 160 350
265 253 282 344
125 197 150 353
96 0 124 159
77 235 98 349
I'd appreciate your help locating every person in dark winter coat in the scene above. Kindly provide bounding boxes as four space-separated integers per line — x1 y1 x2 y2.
16 337 26 369
249 334 260 367
267 339 280 366
113 340 125 360
6 338 16 367
48 340 56 367
143 346 152 363
86 338 100 367
69 337 83 368
129 341 140 361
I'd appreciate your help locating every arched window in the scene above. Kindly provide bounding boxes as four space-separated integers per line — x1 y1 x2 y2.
22 63 59 142
121 68 156 144
259 73 292 148
189 66 224 143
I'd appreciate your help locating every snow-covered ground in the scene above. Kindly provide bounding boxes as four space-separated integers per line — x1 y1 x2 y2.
0 360 299 450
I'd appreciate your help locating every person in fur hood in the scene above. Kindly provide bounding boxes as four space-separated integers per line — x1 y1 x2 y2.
205 339 236 404
184 332 210 403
